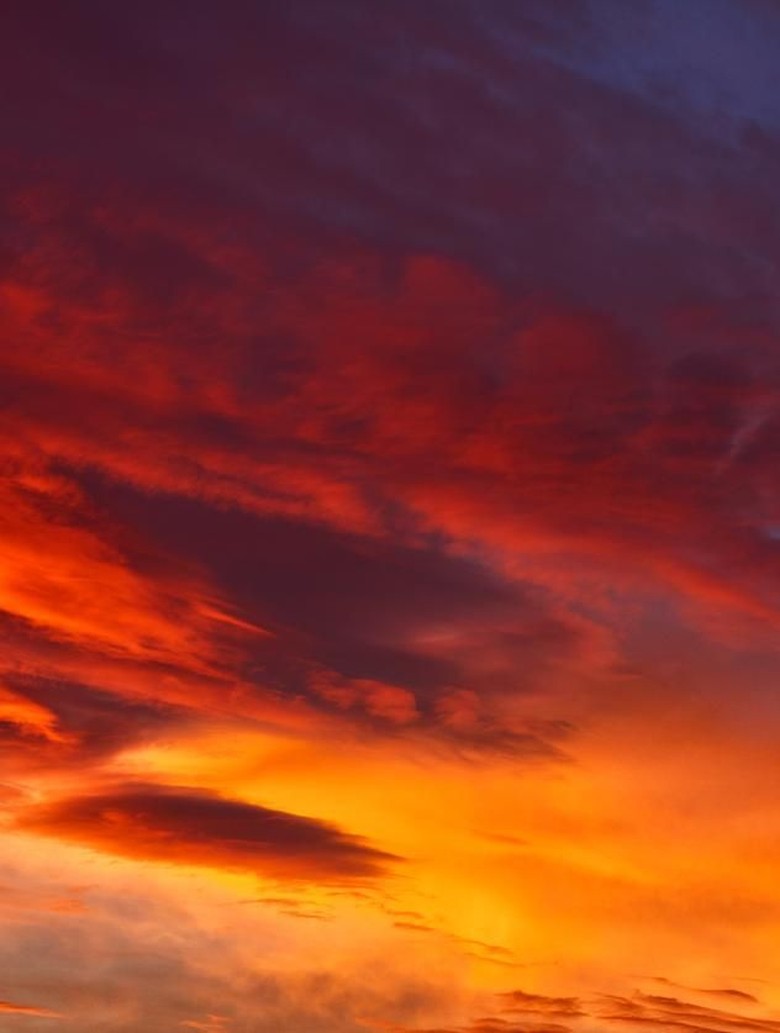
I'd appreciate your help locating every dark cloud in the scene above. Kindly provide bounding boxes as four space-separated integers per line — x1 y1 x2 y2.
393 984 779 1033
17 783 399 883
4 0 780 318
647 980 760 1006
500 991 585 1018
0 676 187 768
593 991 780 1033
80 485 525 647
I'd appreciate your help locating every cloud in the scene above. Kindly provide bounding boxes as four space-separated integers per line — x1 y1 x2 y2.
500 991 586 1018
647 979 760 1005
0 854 459 1033
2 2 780 1029
16 783 398 883
0 998 61 1017
389 982 780 1033
592 991 780 1033
0 683 69 744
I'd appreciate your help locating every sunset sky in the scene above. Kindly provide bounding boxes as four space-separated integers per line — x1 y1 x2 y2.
2 2 780 1030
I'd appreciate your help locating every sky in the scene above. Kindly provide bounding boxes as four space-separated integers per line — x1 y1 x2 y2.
1 1 780 1030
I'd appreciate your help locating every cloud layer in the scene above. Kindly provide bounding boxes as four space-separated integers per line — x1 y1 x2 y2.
2 1 780 1030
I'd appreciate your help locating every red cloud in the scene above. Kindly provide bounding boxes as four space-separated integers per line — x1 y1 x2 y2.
17 782 399 883
0 199 777 778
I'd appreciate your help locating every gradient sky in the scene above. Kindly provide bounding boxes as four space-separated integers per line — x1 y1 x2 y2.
2 2 780 1031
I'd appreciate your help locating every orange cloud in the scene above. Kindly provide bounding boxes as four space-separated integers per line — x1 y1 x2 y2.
0 684 67 743
0 999 61 1018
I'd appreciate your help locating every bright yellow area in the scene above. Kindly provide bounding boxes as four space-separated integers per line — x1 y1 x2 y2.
114 706 780 1001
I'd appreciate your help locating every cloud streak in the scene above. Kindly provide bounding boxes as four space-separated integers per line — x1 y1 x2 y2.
17 783 398 883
